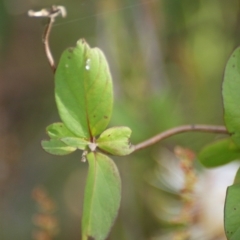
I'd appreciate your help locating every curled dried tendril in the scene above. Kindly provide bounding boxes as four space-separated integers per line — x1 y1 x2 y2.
28 5 67 72
28 5 67 19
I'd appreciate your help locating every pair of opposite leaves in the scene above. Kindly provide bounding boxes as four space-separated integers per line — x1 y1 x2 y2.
42 39 134 158
41 39 134 240
199 47 240 168
198 47 240 240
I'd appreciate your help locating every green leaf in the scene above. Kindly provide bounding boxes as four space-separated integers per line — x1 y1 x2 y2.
41 139 76 155
82 152 121 240
198 138 240 168
55 39 113 139
223 47 240 147
224 184 240 239
60 137 89 150
97 126 134 156
46 122 77 139
46 123 89 150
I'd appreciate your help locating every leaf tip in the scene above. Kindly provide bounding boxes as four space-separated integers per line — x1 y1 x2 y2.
76 38 89 49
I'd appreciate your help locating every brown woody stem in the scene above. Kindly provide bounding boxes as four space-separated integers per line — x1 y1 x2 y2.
28 6 66 73
43 16 56 73
133 124 228 152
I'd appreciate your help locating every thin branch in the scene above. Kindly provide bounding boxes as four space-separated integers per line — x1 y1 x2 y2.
43 17 56 72
133 124 228 152
28 6 67 73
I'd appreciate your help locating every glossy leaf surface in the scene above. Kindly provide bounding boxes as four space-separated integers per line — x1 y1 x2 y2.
46 122 76 139
55 40 113 139
223 47 240 146
198 138 240 168
60 137 89 150
82 152 121 240
225 184 240 239
41 139 76 155
97 126 134 156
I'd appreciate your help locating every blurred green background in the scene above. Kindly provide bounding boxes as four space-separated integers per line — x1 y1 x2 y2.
1 0 240 239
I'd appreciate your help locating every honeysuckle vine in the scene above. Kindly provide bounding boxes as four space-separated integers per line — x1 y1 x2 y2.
28 6 229 152
29 5 240 240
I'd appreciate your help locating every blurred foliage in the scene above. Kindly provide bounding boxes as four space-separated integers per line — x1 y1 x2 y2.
0 0 11 56
1 0 240 239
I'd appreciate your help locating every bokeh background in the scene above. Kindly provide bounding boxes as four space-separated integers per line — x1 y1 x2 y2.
1 0 240 239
